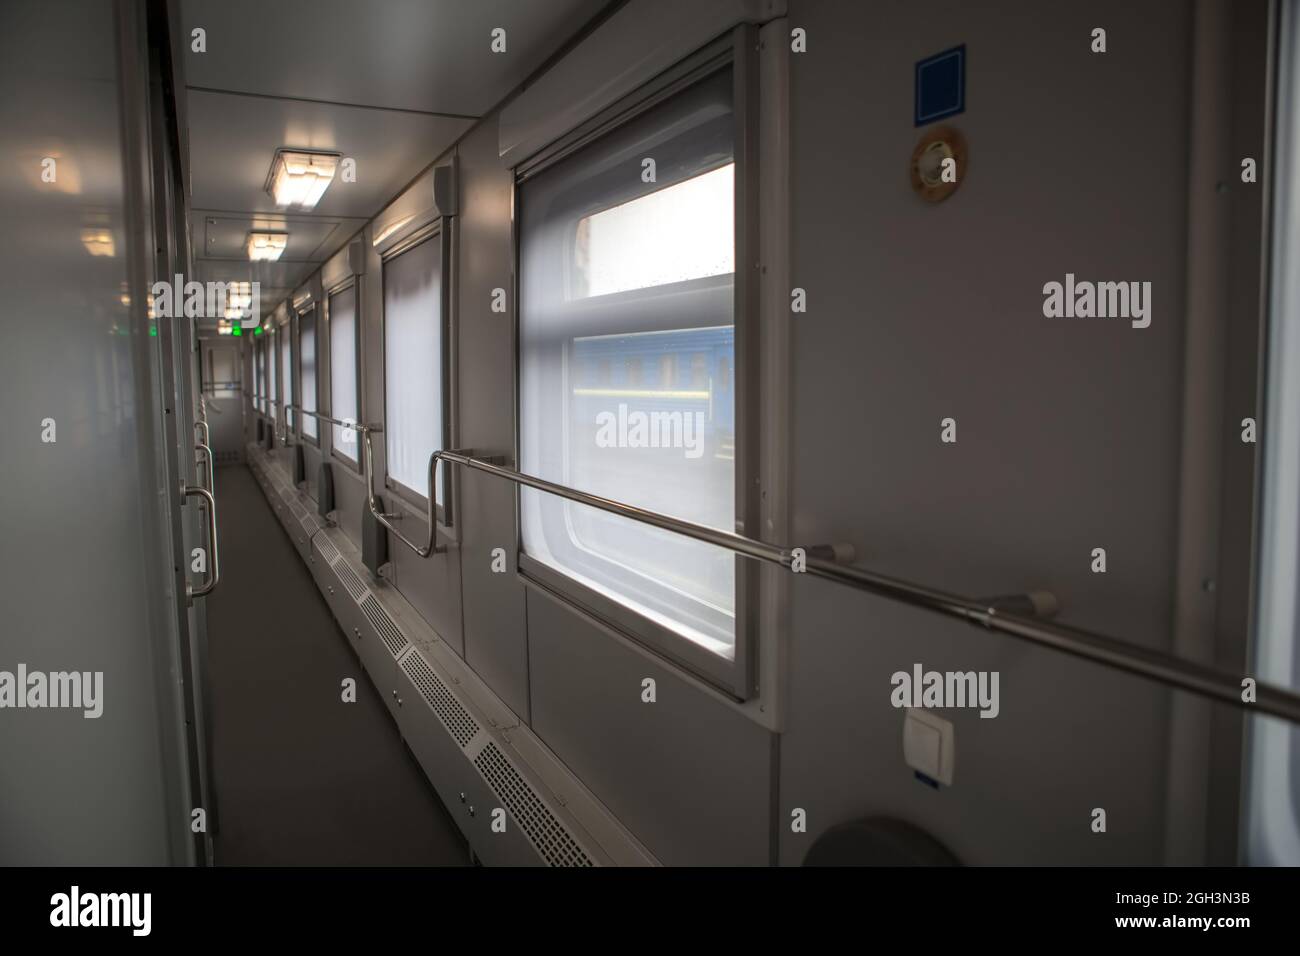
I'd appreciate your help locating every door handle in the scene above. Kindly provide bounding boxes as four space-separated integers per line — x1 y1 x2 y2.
183 484 219 600
195 441 215 493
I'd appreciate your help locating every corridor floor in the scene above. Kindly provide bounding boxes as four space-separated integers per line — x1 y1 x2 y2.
203 464 468 865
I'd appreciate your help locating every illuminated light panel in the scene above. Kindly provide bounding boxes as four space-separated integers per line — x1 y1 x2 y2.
81 228 115 257
247 232 287 261
224 281 254 318
266 150 338 210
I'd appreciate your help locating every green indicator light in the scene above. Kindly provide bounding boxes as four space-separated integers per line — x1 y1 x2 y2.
149 325 157 337
254 327 263 335
232 326 242 336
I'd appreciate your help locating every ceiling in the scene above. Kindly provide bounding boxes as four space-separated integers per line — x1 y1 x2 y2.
180 0 611 327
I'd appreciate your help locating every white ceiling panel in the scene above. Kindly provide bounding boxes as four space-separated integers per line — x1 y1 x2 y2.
199 214 346 261
186 90 473 218
180 0 612 324
193 256 316 293
181 0 613 116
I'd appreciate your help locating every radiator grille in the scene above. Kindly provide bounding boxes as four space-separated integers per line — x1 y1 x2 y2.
360 595 408 658
335 561 369 602
400 650 479 748
317 536 341 566
474 742 593 868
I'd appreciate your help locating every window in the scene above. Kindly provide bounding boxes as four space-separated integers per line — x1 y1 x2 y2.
1248 17 1300 864
268 329 278 419
299 307 318 441
519 64 742 682
254 339 265 412
281 319 294 429
383 233 443 505
329 284 359 464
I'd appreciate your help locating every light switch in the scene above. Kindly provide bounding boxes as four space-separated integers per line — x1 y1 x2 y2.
903 708 954 786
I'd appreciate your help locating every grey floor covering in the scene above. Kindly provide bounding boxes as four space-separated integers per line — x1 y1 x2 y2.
203 464 468 866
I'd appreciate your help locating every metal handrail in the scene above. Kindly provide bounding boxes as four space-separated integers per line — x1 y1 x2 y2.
361 428 449 557
360 446 1300 725
286 405 377 434
194 419 209 446
195 442 215 493
183 484 219 599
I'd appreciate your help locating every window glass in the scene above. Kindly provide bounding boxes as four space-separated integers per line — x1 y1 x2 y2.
383 235 443 503
329 285 359 463
268 330 277 415
280 320 293 428
255 340 265 412
300 308 318 440
574 163 734 298
519 67 736 660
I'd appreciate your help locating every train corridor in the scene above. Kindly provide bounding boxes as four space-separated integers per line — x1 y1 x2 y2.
203 464 467 866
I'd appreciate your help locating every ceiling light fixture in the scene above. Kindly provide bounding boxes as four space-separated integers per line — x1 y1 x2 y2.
246 232 287 261
81 228 115 257
265 149 339 210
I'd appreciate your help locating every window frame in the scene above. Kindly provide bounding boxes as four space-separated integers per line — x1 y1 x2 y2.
326 278 363 471
255 336 267 414
378 221 455 527
269 326 279 427
297 304 320 446
281 312 296 434
511 29 759 700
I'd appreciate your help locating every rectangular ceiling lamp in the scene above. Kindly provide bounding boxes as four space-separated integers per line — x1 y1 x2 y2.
247 232 288 261
81 228 115 257
266 149 339 210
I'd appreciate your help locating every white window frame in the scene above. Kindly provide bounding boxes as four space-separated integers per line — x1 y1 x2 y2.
378 222 455 525
298 305 320 445
268 327 278 424
512 31 759 699
281 313 295 432
1246 0 1300 865
255 336 266 414
327 279 362 470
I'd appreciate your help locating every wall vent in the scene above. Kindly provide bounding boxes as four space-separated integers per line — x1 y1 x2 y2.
474 741 594 868
335 561 369 603
317 536 342 566
360 594 408 658
399 650 479 748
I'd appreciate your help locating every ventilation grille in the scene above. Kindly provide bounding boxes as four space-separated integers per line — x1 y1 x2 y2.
400 650 479 748
474 742 593 868
299 511 319 534
317 536 341 566
360 594 408 658
335 561 369 602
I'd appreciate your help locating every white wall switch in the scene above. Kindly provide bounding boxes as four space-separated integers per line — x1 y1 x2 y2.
903 707 954 786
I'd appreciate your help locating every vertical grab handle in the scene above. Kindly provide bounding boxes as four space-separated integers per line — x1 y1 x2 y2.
183 484 219 599
195 442 215 493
